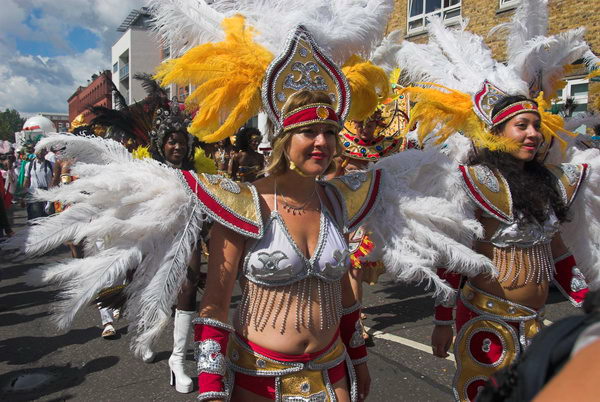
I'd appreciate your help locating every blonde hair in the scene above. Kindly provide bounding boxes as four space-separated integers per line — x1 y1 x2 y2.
263 91 343 177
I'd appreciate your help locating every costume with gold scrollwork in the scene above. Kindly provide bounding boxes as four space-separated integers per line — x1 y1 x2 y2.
339 78 410 286
433 161 590 402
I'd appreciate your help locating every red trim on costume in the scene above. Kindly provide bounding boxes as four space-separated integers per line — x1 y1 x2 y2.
283 105 339 128
348 169 381 230
492 102 539 125
181 171 260 236
234 360 347 399
554 254 588 306
459 166 509 222
434 268 462 323
194 323 230 395
340 308 368 362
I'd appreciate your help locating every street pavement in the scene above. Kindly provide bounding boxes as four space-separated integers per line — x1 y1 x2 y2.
0 208 581 401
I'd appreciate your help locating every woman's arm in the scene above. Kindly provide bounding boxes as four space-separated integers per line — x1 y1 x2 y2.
340 271 371 401
551 234 588 306
195 222 245 401
198 222 245 321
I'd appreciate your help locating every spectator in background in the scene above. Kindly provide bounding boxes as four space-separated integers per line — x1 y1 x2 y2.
229 127 265 182
23 148 53 220
0 173 13 237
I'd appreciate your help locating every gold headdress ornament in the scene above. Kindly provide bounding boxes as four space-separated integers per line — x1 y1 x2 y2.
69 113 87 133
154 16 389 143
339 69 409 161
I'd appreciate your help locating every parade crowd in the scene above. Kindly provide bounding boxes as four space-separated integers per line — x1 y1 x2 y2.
2 0 600 401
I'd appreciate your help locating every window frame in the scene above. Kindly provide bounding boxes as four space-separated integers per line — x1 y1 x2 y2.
406 0 462 36
553 76 590 133
498 0 520 12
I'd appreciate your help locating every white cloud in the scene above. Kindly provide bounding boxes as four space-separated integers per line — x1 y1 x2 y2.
0 0 146 114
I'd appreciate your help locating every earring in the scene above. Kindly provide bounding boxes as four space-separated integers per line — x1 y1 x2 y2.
289 160 297 170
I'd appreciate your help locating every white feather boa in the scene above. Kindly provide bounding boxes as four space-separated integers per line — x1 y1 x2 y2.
555 148 600 290
3 137 205 356
364 147 496 299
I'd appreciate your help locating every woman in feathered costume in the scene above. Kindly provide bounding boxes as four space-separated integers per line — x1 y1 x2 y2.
2 1 395 401
385 1 600 400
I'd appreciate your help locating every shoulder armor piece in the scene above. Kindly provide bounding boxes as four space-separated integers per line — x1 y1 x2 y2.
323 169 382 233
180 171 263 238
459 165 513 224
546 163 588 207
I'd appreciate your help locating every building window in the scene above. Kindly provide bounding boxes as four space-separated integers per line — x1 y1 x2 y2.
498 0 520 11
407 0 461 35
113 62 118 73
553 77 589 133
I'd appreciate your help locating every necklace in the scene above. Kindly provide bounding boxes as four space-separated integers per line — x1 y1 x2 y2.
279 184 318 215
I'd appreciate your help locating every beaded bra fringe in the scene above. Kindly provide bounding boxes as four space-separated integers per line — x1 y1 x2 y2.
238 277 343 334
494 243 554 290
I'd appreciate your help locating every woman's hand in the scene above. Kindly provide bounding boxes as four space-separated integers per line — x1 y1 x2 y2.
355 362 371 401
431 324 453 358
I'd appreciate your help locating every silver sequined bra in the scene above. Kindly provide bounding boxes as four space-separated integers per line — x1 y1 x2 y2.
485 210 560 248
242 207 350 287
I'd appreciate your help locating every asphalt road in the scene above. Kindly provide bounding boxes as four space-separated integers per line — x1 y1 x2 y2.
0 208 581 401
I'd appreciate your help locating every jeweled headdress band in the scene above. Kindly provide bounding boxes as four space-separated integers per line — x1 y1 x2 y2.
491 101 540 128
282 103 341 133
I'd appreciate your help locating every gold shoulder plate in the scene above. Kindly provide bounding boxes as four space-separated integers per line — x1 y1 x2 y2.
324 169 382 233
181 171 263 238
546 163 588 207
459 164 513 223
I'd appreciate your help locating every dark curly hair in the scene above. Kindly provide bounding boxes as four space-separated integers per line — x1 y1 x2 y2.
235 127 261 152
468 95 568 224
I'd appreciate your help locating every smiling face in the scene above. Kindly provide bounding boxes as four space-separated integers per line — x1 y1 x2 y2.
286 123 338 176
162 131 189 165
498 112 543 162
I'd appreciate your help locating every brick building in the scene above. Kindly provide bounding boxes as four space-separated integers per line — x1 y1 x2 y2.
67 70 113 125
388 0 600 118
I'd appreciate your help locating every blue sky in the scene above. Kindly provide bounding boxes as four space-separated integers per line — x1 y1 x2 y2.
15 26 100 58
0 0 145 115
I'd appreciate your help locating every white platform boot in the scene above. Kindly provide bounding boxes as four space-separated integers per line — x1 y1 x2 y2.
168 309 195 393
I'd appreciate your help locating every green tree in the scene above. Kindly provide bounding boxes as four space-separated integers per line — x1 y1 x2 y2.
0 109 25 142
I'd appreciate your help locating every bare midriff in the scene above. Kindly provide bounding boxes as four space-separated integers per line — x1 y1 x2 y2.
471 215 549 310
233 277 341 355
471 242 549 310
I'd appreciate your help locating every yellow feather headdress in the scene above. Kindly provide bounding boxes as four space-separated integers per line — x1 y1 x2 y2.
402 81 577 153
155 16 390 143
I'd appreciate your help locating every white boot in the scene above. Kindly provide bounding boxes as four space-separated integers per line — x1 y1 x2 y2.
168 309 195 393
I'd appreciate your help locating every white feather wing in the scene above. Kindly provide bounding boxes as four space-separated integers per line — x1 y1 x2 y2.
36 134 133 165
3 154 205 356
148 0 225 57
364 148 496 299
559 148 600 290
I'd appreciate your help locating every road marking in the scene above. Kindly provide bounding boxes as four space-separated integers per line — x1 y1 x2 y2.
366 318 554 363
365 326 455 362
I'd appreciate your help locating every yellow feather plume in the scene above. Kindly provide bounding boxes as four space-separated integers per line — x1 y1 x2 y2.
193 147 217 174
402 84 519 152
536 92 576 151
342 56 390 121
154 16 273 143
132 146 151 160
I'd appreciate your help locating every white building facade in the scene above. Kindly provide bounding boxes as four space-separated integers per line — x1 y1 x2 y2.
111 8 162 105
